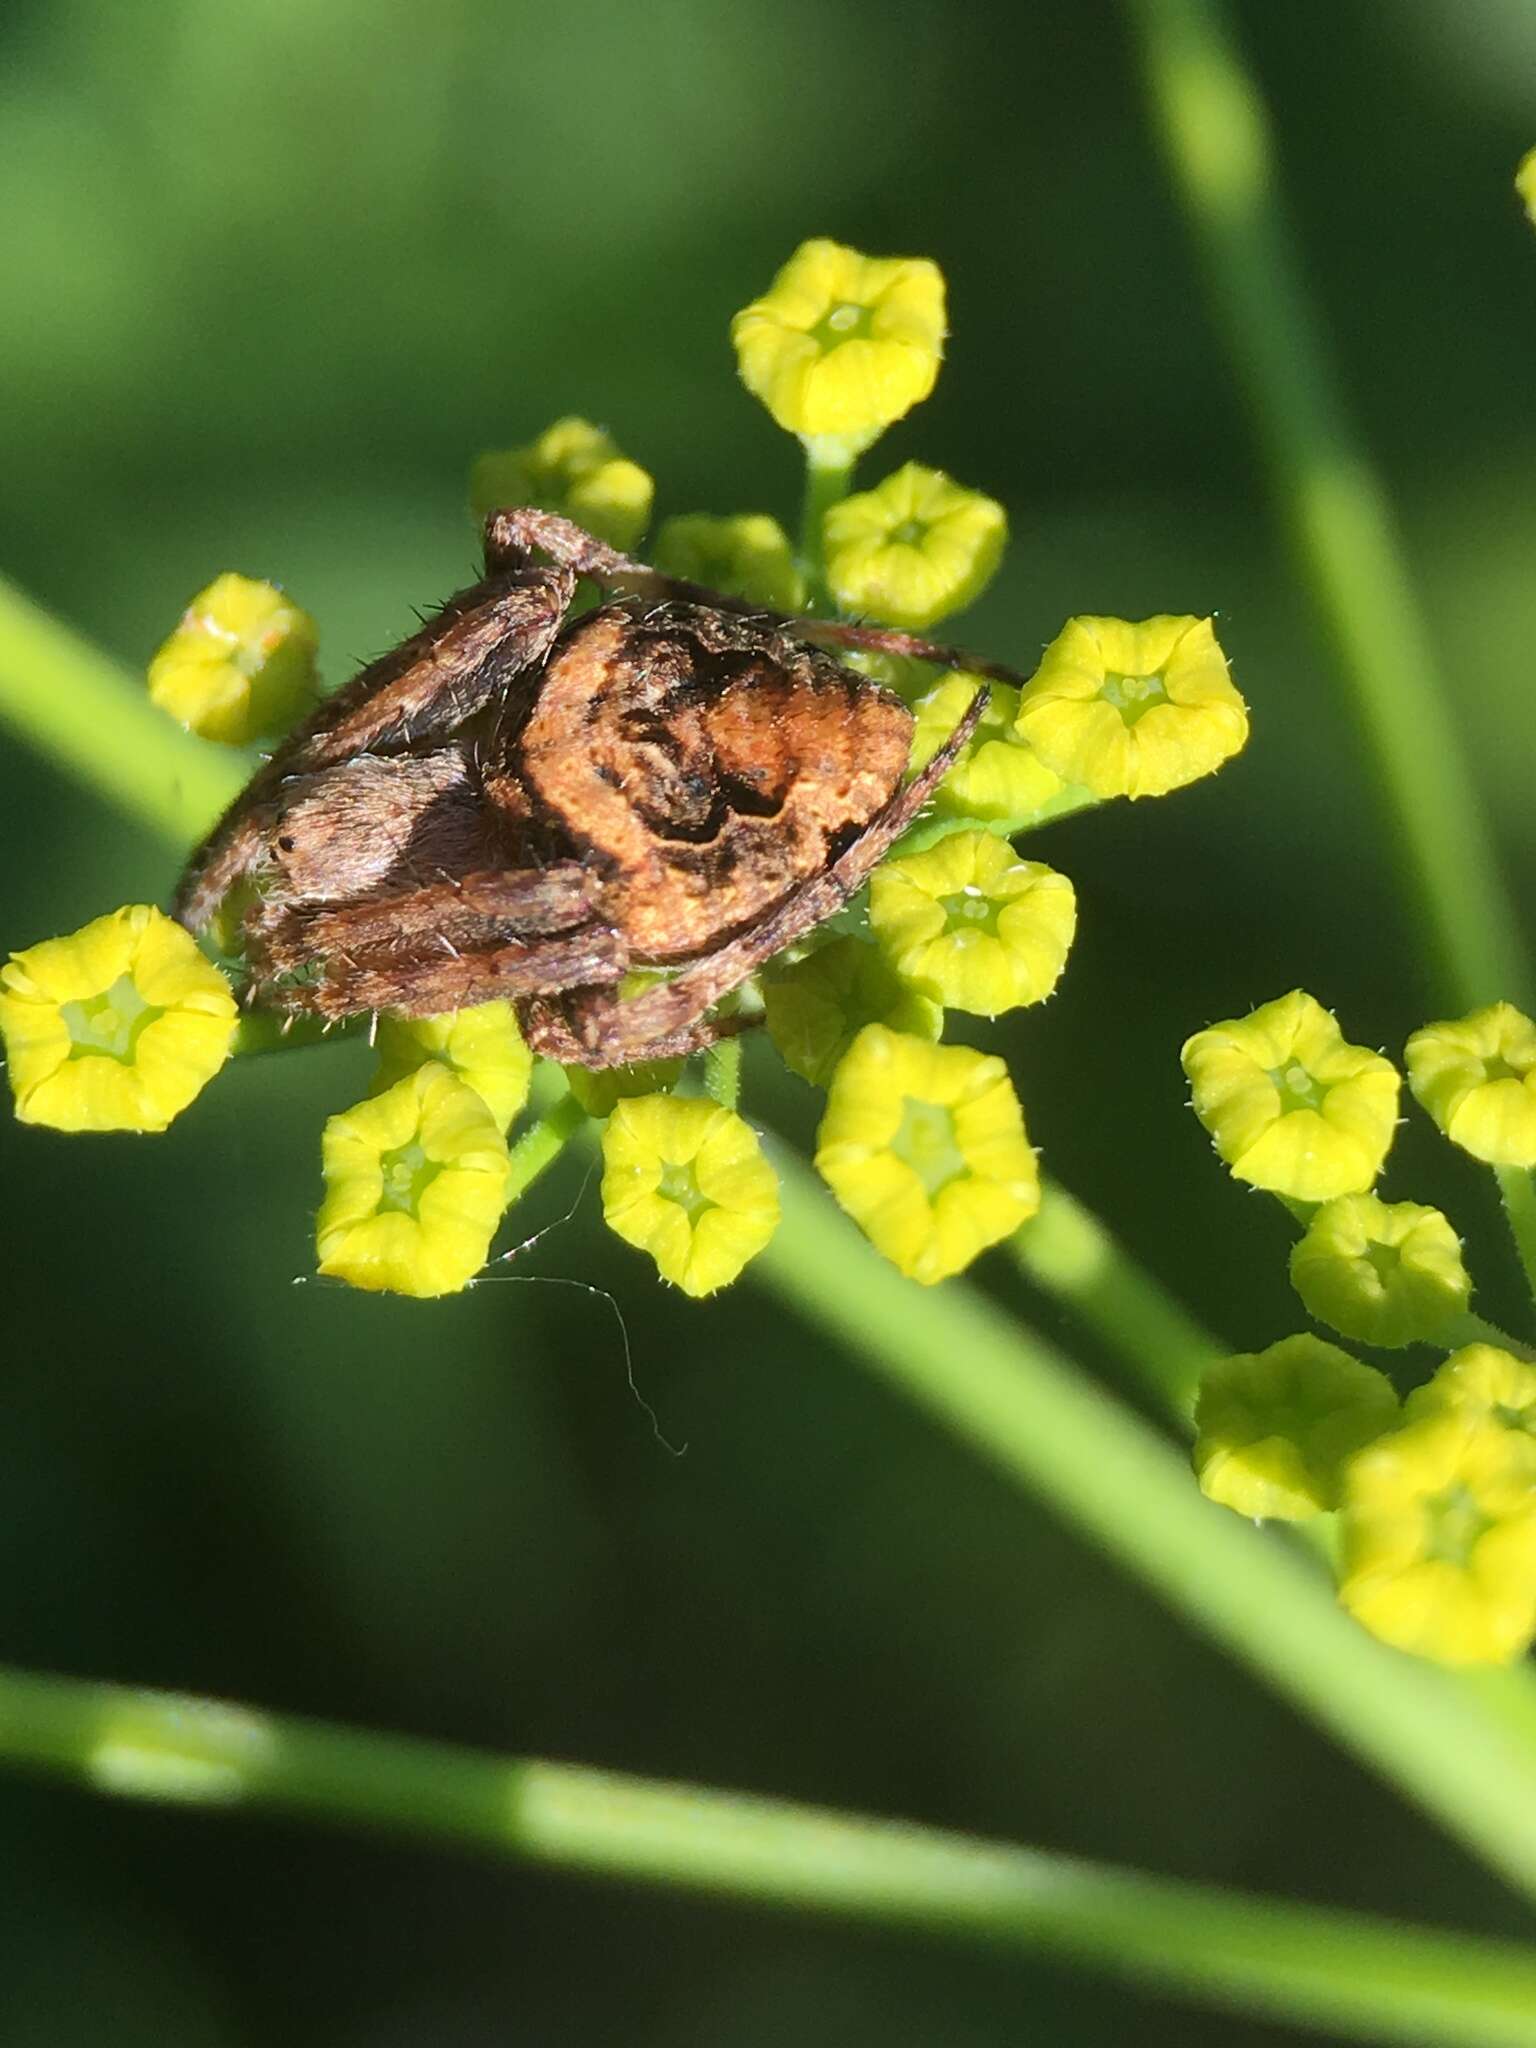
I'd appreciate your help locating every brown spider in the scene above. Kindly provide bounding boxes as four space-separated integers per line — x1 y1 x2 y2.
174 510 1030 1067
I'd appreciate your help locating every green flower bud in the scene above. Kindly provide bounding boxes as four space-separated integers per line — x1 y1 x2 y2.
654 512 804 610
470 417 653 552
1194 1336 1399 1521
148 574 319 746
763 935 939 1088
1289 1194 1470 1348
1405 1003 1536 1167
869 831 1075 1018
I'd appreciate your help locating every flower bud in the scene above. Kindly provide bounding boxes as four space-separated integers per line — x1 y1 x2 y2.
1406 1344 1536 1439
470 416 653 552
654 512 803 610
1193 1335 1398 1520
908 673 1067 827
1289 1194 1469 1348
1015 615 1247 799
600 1095 779 1296
0 905 237 1133
870 831 1075 1018
815 1025 1039 1285
148 574 318 746
731 238 945 449
1405 1003 1536 1167
822 464 1005 631
371 1001 532 1132
1181 990 1400 1202
763 935 939 1088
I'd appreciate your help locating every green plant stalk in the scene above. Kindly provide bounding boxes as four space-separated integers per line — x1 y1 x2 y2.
756 1150 1536 1904
1011 1178 1222 1417
1496 1167 1536 1313
0 1665 1533 2047
703 1034 742 1110
0 575 243 844
798 445 854 605
1125 0 1532 1015
505 1089 589 1209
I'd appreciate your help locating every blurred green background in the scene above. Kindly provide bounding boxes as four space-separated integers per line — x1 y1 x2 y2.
4 0 1536 2040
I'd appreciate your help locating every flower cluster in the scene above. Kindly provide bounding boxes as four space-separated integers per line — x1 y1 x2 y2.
1184 989 1536 1664
4 236 1251 1313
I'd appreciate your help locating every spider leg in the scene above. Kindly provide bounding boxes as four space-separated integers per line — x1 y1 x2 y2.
246 865 626 1021
540 687 986 1066
175 560 576 933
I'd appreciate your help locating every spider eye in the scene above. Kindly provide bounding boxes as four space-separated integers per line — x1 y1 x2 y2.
276 834 296 854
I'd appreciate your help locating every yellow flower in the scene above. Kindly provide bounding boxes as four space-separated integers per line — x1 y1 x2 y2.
1407 1344 1536 1440
823 464 1005 631
1015 615 1247 799
870 832 1075 1019
1517 147 1536 227
600 1095 780 1297
763 936 940 1088
815 1025 1040 1285
0 905 237 1133
1289 1194 1470 1349
1194 1336 1398 1521
1405 1003 1536 1167
371 1001 532 1132
1181 991 1400 1202
565 1058 685 1119
654 512 804 611
147 573 318 746
1338 1412 1536 1665
908 673 1068 826
731 238 946 450
470 416 653 552
316 1063 510 1298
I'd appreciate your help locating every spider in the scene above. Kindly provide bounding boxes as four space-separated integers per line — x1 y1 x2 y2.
174 510 1031 1067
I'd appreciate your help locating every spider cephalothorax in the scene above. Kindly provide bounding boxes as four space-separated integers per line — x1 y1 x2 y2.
174 511 1026 1067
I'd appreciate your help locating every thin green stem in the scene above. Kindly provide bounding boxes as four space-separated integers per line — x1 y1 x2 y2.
1010 1178 1222 1418
0 574 243 844
1125 0 1531 1014
1496 1167 1536 1313
703 1034 742 1110
755 1152 1536 1905
505 1090 589 1209
1 1664 1534 2046
798 446 855 606
1450 1309 1536 1362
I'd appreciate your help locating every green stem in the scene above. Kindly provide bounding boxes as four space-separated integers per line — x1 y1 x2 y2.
0 574 243 845
2 1665 1534 2047
1010 1178 1222 1418
505 1090 589 1209
1125 0 1532 1014
703 1034 742 1110
755 1153 1536 1905
1450 1309 1536 1362
798 445 855 606
1496 1167 1536 1312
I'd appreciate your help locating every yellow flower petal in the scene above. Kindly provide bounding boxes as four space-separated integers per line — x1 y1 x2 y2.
1182 991 1400 1201
731 239 946 446
1289 1194 1470 1348
600 1095 779 1296
1015 615 1247 799
870 832 1076 1019
0 905 237 1133
371 1001 532 1132
1405 1003 1536 1166
823 463 1004 630
764 935 940 1088
1194 1335 1398 1520
907 673 1067 826
148 574 318 746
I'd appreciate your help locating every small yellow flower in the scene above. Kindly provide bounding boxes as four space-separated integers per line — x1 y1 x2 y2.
470 417 653 552
1181 991 1400 1202
908 673 1068 826
823 464 1006 631
1289 1194 1470 1349
1194 1336 1398 1521
1015 615 1247 799
1407 1344 1536 1439
316 1063 510 1298
870 832 1075 1018
147 574 319 746
1338 1412 1536 1665
565 1058 685 1119
600 1095 780 1297
654 512 804 611
731 238 946 450
0 905 237 1133
763 936 940 1088
815 1026 1040 1285
371 1001 532 1132
1405 1003 1536 1167
1517 147 1536 227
